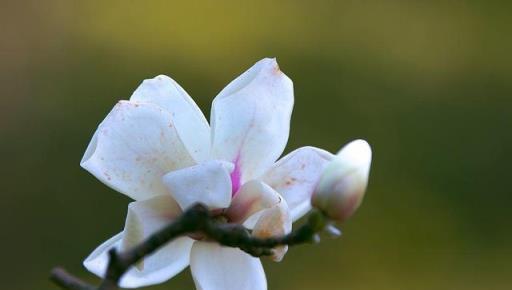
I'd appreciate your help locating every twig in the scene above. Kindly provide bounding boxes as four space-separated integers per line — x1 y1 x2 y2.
51 203 328 290
51 268 96 290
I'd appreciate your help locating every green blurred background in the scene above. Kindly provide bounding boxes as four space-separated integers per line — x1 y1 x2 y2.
2 1 511 289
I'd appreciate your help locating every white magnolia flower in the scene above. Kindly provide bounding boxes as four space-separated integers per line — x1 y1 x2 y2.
81 58 350 290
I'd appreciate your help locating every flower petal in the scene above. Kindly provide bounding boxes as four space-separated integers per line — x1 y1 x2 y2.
130 75 210 162
81 101 196 201
252 197 292 262
210 58 294 185
261 146 334 221
122 195 182 253
162 160 234 210
84 195 193 288
225 180 281 224
190 242 267 290
83 232 194 288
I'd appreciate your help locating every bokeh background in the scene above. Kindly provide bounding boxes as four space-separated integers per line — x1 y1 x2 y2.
2 1 511 289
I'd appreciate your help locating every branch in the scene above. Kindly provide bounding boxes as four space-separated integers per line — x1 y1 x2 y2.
51 203 329 290
51 268 96 290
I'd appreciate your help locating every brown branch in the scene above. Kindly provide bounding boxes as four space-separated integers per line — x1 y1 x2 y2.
51 268 96 290
51 203 329 290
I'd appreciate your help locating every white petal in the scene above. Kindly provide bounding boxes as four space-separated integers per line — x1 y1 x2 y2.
253 197 292 262
130 75 210 162
83 232 194 288
83 233 122 280
261 147 334 221
210 58 294 187
336 139 372 178
225 180 281 223
162 160 234 210
81 101 196 201
122 195 182 253
190 242 267 290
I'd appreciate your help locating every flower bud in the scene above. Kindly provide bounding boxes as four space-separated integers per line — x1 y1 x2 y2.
311 139 372 222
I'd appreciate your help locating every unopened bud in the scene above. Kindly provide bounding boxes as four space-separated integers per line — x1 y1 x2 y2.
311 139 372 223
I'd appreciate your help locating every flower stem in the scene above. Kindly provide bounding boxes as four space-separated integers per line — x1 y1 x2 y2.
51 203 329 290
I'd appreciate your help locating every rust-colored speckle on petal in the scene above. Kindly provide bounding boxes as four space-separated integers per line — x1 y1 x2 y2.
285 177 297 186
272 62 281 75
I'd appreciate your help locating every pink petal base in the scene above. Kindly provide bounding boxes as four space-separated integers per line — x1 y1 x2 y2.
230 155 242 196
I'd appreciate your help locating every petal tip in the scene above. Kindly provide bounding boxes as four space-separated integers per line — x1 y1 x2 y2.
258 57 282 75
140 74 174 86
338 139 372 169
154 74 172 81
80 131 99 169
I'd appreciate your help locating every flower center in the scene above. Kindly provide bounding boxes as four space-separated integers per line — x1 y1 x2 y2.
230 156 242 196
188 211 232 241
